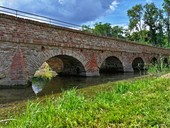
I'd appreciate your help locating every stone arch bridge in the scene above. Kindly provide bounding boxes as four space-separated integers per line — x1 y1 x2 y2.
0 13 170 88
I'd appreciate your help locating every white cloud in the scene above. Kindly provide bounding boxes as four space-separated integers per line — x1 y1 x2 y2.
58 0 64 4
111 24 128 29
0 0 119 24
145 0 153 3
110 1 119 11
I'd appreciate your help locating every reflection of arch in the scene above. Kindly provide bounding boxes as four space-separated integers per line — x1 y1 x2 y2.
100 56 124 73
132 57 145 71
27 49 87 79
151 57 158 65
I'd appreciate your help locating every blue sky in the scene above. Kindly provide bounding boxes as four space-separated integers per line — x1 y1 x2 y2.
0 0 164 27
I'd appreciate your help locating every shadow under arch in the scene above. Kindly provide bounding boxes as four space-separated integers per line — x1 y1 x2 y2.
31 54 86 94
132 57 145 72
151 57 158 65
46 55 86 76
27 49 87 80
163 58 169 67
100 56 124 74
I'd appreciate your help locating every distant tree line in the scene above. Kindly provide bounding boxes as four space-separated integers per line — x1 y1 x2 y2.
82 23 124 39
82 0 170 48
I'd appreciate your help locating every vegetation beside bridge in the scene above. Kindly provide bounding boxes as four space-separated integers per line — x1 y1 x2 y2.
82 0 170 48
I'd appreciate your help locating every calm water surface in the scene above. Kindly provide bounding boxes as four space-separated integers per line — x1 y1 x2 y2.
0 72 145 104
33 72 145 95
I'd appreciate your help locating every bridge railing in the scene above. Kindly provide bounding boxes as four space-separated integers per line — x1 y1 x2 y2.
0 6 82 30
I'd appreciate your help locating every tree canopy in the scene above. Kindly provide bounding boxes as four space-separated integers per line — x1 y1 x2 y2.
82 1 170 48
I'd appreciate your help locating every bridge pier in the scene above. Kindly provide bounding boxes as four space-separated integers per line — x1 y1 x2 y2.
86 70 100 76
123 64 134 72
0 47 30 88
84 52 100 76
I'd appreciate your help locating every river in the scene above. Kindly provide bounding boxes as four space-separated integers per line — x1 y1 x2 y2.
0 72 146 104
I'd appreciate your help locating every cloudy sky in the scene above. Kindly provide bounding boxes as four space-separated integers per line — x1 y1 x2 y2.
0 0 164 27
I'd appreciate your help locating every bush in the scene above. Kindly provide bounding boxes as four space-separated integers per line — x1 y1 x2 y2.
34 62 57 80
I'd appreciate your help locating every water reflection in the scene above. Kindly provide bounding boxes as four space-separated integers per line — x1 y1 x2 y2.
32 78 48 94
32 72 146 96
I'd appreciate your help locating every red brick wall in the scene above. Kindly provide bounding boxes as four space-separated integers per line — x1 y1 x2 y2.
0 13 170 87
0 13 169 55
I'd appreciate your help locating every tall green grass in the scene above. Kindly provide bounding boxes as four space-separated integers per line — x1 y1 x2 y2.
1 76 170 128
148 56 170 75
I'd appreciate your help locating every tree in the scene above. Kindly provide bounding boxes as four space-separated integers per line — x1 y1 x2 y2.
127 2 167 47
93 22 112 37
112 26 124 39
163 0 170 47
81 23 125 38
127 4 151 43
127 30 150 43
144 3 159 45
127 4 143 32
157 9 165 47
82 25 93 33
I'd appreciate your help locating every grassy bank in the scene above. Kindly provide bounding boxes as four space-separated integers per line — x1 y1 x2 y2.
1 76 170 127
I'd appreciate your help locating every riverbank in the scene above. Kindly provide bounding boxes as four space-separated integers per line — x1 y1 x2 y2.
0 74 170 127
161 73 170 78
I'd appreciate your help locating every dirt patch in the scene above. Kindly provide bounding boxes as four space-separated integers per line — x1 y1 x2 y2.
161 73 170 78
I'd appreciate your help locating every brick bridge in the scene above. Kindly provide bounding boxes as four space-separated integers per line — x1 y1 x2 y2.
0 13 170 88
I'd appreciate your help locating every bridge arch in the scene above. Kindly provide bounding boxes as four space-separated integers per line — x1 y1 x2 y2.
132 57 145 72
163 57 169 67
47 55 86 76
151 57 158 65
99 56 124 73
97 52 123 67
27 49 87 80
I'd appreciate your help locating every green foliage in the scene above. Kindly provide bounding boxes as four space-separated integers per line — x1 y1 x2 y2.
82 22 125 39
127 30 150 43
93 22 112 37
112 26 124 38
34 62 57 80
157 9 165 47
82 25 93 33
144 3 159 45
163 0 170 47
81 1 170 48
1 76 170 127
127 4 143 32
148 56 170 74
127 2 170 48
164 34 170 47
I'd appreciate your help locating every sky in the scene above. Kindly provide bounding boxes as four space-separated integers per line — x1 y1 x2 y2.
0 0 164 27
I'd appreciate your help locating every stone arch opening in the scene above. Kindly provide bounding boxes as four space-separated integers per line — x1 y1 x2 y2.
100 56 124 74
32 55 86 94
46 55 86 76
163 58 169 67
151 57 158 65
132 57 145 72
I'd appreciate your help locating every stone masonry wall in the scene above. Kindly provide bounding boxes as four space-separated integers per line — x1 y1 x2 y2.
0 13 170 88
0 14 169 55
